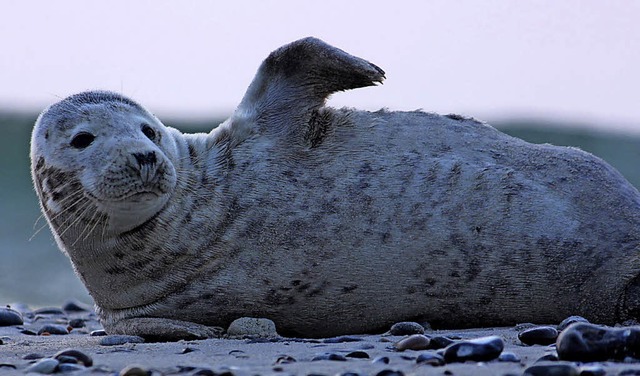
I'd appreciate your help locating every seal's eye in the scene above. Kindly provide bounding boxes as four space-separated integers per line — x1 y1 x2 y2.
141 123 156 140
70 132 95 149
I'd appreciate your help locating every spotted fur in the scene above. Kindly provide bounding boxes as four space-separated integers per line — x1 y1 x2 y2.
31 37 640 340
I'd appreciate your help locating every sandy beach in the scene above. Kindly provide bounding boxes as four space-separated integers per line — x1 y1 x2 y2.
1 303 639 376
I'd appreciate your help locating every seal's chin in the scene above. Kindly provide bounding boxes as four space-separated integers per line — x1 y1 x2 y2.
96 192 171 234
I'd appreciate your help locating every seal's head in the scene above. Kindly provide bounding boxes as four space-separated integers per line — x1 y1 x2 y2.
31 91 178 238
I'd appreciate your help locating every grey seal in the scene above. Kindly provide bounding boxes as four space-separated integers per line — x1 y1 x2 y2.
31 37 640 340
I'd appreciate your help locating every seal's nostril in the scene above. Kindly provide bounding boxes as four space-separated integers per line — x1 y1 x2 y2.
133 151 156 166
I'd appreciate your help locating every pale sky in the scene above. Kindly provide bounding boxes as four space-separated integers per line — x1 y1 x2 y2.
2 1 639 132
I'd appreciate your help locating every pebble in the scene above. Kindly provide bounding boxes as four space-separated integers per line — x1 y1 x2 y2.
61 298 91 312
443 335 504 363
372 356 390 364
519 326 559 346
345 350 370 359
37 324 69 335
99 335 145 346
375 371 404 376
226 317 278 338
274 355 296 364
33 307 65 315
523 362 579 376
192 369 217 376
556 322 640 361
578 365 606 376
394 334 431 351
427 336 455 350
24 353 45 360
91 329 107 336
68 318 85 328
498 351 521 362
25 358 59 374
415 352 445 366
57 363 86 373
536 353 559 362
311 353 347 361
0 307 23 326
389 322 425 336
557 316 589 332
119 364 149 376
323 336 363 343
53 349 93 367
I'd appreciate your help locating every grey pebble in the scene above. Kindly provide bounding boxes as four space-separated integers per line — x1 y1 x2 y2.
372 356 390 364
23 353 45 360
311 353 347 361
557 322 640 361
119 364 149 376
53 348 93 367
0 307 23 326
90 329 107 336
191 369 217 376
226 317 278 338
443 335 504 363
415 352 444 366
68 318 85 328
57 363 86 373
498 351 521 362
519 326 559 346
389 321 425 336
21 329 37 335
274 355 296 364
25 358 59 374
38 324 69 335
0 364 16 369
100 335 145 346
33 307 65 315
523 362 579 376
557 316 589 332
323 335 363 343
394 334 430 351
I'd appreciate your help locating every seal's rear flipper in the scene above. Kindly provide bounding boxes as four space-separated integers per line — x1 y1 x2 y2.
232 37 385 138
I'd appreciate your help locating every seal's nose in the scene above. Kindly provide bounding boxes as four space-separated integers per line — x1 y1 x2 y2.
133 151 156 166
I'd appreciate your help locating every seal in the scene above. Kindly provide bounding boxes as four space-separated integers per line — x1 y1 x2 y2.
31 37 640 340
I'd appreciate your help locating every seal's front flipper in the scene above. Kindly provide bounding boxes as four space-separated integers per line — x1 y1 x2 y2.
106 317 223 342
233 37 385 136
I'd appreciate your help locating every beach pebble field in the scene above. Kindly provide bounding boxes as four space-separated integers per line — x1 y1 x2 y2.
2 301 640 375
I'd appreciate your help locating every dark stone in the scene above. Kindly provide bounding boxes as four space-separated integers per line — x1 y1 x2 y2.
90 329 107 336
0 308 23 326
415 352 445 366
53 349 93 367
20 329 37 335
23 353 45 360
33 307 65 315
37 324 69 335
180 347 196 354
523 362 579 376
375 371 404 376
389 322 425 336
61 298 92 312
443 335 504 363
99 335 145 346
68 319 85 328
536 353 559 362
557 322 640 361
557 316 589 332
345 351 370 359
498 351 521 362
578 365 606 376
274 355 296 364
519 326 559 346
311 353 347 361
428 336 455 349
